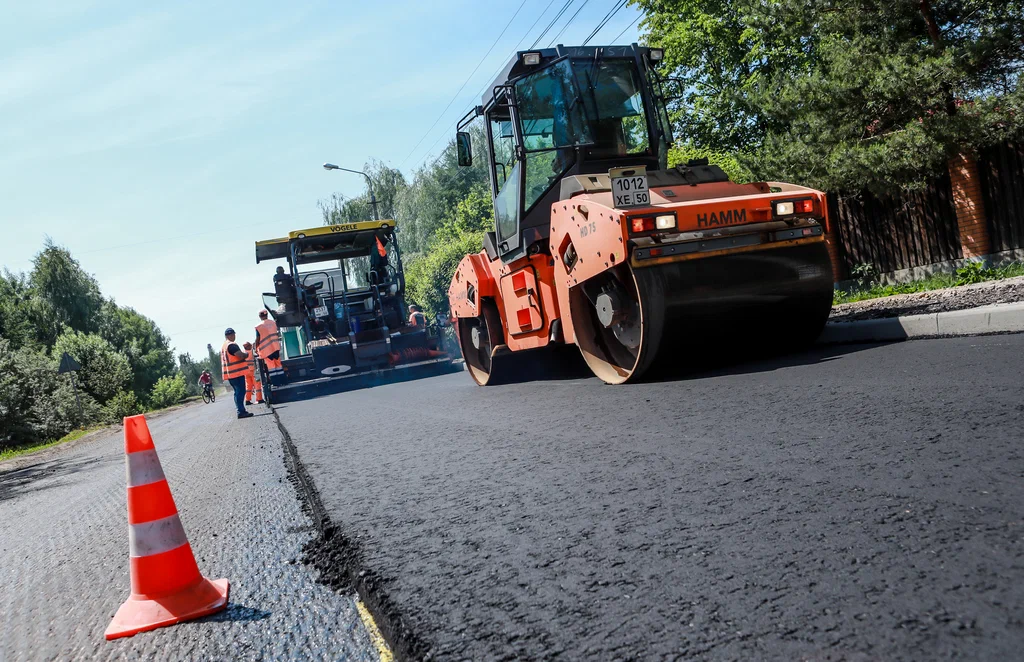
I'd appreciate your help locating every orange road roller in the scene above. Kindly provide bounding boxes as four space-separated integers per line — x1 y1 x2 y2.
448 44 834 385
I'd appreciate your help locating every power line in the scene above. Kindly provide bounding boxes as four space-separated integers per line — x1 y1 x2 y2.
531 0 575 48
582 0 628 46
610 14 641 44
548 0 592 46
399 0 529 169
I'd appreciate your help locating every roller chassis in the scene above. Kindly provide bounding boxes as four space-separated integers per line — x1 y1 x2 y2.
450 173 834 385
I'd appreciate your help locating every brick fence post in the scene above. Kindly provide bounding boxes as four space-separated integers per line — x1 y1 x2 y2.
948 152 991 259
822 195 848 282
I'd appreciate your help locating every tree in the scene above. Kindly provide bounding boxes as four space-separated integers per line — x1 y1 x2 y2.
632 0 1024 191
97 302 175 397
28 239 104 343
0 270 37 350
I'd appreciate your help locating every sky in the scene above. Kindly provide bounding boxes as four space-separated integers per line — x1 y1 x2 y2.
0 0 643 359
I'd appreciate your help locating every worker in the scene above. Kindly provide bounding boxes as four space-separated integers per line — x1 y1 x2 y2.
408 304 425 327
221 328 254 419
242 342 263 406
255 310 284 382
273 265 294 288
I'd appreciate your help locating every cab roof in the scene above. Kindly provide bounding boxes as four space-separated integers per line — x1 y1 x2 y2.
482 44 653 107
255 219 396 264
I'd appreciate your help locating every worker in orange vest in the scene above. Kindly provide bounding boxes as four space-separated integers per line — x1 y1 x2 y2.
241 342 264 406
408 305 425 327
221 328 254 419
255 310 284 382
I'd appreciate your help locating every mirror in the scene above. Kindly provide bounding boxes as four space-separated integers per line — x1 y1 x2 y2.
456 132 473 167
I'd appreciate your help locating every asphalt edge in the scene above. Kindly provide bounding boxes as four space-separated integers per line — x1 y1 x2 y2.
820 302 1024 344
270 407 428 662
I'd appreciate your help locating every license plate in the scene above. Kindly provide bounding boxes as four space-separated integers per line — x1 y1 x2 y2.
610 166 650 208
313 305 329 318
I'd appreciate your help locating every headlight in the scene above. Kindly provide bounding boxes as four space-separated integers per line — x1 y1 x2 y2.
775 202 795 216
522 52 542 66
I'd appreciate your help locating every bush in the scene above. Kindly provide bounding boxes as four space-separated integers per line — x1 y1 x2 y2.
0 339 100 448
148 374 188 410
51 330 131 404
405 230 485 322
104 390 142 423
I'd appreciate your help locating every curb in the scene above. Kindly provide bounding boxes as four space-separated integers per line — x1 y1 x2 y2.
819 302 1024 344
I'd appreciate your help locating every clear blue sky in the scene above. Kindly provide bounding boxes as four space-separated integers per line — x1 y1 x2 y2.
0 0 643 359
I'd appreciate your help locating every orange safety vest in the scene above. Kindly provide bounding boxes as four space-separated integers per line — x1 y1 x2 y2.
220 340 248 380
255 319 281 356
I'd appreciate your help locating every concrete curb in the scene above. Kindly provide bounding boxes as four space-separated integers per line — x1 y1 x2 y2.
819 302 1024 344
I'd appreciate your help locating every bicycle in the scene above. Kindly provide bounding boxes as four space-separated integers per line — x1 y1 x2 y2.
201 383 216 404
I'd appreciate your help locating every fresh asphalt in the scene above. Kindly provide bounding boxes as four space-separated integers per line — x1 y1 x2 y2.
0 400 376 661
275 335 1024 661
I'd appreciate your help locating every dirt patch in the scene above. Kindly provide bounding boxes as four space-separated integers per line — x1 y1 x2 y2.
272 408 429 662
830 276 1024 322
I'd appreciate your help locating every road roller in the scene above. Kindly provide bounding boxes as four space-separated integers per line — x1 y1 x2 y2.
448 44 834 385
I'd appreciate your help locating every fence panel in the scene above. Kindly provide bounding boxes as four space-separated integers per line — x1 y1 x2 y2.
828 174 962 275
979 141 1024 253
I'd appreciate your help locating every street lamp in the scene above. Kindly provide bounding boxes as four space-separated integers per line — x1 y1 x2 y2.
322 163 379 220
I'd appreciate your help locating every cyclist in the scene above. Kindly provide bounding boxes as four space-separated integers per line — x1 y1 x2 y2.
197 370 213 397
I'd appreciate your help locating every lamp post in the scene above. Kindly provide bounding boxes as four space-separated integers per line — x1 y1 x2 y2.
322 163 379 220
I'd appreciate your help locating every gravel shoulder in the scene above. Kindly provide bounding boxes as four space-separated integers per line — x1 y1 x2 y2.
278 336 1024 661
830 275 1024 322
0 400 375 661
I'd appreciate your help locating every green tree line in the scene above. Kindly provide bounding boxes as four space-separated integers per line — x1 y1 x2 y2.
0 240 218 449
631 0 1023 193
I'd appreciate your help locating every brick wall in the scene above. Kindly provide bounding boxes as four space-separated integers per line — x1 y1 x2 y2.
948 152 991 259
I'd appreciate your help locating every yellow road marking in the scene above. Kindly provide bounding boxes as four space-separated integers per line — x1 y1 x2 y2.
356 599 394 662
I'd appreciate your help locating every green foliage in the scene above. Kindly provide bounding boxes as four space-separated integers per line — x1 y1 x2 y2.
954 261 986 285
52 330 132 404
103 390 143 423
28 239 104 344
667 143 754 183
96 302 176 397
405 231 486 322
633 0 1024 192
148 374 188 410
0 339 101 448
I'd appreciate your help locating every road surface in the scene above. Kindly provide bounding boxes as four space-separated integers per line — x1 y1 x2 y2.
275 336 1024 661
0 401 376 661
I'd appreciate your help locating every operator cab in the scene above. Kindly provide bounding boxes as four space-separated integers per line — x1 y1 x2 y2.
457 44 675 263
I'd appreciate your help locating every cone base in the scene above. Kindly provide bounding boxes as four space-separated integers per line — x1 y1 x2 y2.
105 577 229 640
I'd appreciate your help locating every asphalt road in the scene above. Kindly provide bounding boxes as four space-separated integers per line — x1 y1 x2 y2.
276 336 1024 661
0 400 376 661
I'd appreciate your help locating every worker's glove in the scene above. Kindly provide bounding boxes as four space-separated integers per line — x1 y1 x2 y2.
243 342 253 350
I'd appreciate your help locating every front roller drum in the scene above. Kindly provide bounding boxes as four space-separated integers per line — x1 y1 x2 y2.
569 263 665 384
457 302 509 386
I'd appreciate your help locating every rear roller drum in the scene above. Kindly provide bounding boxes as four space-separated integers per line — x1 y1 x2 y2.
570 263 666 384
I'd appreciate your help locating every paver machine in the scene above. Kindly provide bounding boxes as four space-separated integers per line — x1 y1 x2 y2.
255 220 454 401
448 44 834 385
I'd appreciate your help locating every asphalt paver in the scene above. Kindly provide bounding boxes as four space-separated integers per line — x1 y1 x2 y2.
0 400 376 661
276 335 1024 661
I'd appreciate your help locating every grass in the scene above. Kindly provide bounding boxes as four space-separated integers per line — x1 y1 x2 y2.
834 261 1024 306
0 393 213 463
0 426 106 463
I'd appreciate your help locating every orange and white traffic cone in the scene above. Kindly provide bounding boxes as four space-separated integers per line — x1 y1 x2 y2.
105 415 229 640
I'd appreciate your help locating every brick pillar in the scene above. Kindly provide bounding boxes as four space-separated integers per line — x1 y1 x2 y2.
822 194 847 282
948 152 991 259
823 226 847 282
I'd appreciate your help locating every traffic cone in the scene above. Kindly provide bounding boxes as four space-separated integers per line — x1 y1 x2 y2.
105 415 229 640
